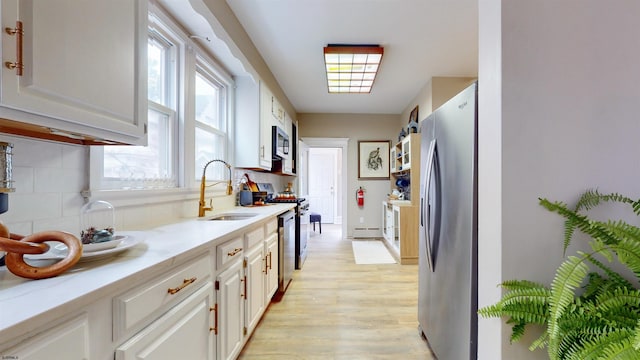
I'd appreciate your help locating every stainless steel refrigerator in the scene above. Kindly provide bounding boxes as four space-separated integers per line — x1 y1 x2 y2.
418 82 478 359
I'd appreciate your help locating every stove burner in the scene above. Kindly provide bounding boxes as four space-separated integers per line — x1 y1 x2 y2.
269 197 306 204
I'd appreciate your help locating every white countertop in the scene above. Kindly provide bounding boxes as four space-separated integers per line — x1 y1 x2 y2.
0 204 295 341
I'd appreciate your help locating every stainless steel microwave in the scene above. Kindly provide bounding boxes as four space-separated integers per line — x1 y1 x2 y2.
272 126 289 159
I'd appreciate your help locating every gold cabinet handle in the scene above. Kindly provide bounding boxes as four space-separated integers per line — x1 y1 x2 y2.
227 247 242 257
5 21 23 76
167 277 196 295
209 304 218 334
268 251 273 270
240 275 247 298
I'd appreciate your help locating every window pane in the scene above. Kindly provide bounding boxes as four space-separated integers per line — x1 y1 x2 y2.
103 108 175 189
148 38 167 105
195 72 222 131
195 128 224 180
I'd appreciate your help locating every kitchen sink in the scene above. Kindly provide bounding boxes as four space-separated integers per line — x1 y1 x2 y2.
203 213 258 221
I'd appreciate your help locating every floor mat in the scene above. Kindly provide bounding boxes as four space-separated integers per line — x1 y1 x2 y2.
351 240 396 264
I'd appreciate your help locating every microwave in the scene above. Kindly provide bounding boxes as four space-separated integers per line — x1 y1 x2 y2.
272 126 289 159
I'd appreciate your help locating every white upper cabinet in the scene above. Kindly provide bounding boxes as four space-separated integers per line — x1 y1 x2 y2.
0 0 147 144
235 76 273 170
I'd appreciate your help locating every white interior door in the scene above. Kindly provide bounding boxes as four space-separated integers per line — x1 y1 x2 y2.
308 149 337 223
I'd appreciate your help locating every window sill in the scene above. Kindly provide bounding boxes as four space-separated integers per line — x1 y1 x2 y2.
81 187 228 209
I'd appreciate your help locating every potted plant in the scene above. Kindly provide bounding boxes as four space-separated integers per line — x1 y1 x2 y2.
478 190 640 359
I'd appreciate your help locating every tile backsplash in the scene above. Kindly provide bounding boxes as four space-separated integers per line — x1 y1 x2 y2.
0 134 288 238
0 134 87 236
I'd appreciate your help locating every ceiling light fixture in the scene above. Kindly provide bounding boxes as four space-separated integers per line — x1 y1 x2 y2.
323 44 384 94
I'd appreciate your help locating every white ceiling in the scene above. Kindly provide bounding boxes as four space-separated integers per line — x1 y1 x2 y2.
225 0 479 115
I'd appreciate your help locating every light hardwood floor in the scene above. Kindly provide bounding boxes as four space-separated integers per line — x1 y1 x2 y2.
238 224 435 359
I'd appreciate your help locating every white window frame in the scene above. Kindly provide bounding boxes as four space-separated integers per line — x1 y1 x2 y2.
87 3 235 206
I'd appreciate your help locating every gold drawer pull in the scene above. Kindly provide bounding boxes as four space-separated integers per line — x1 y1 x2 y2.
227 247 242 257
167 277 196 295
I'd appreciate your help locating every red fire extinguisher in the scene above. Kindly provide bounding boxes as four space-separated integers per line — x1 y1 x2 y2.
356 187 365 207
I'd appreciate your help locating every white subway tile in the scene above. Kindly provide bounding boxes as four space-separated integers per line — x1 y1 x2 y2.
0 221 33 236
62 144 87 170
6 193 62 222
62 193 85 217
12 167 34 193
33 216 81 236
12 139 64 169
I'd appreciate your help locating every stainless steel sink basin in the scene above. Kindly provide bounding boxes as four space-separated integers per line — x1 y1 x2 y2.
203 213 258 221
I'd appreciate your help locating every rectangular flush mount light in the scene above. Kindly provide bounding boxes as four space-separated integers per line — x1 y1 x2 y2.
324 44 383 93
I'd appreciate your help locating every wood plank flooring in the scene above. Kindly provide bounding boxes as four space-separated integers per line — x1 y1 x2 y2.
238 224 435 359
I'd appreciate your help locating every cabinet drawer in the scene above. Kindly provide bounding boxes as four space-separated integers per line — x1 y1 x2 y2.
2 314 90 359
265 218 278 235
245 226 264 249
113 255 211 339
217 236 244 269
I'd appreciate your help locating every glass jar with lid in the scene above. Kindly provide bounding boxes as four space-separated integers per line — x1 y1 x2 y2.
80 200 115 244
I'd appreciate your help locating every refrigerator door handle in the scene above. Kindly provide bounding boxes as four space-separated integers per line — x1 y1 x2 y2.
423 139 437 271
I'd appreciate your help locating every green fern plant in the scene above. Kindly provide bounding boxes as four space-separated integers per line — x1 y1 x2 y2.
478 190 640 359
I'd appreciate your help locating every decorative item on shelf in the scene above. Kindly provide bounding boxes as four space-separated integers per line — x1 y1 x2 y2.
80 200 115 244
408 120 419 134
408 105 419 133
398 127 407 142
395 177 409 188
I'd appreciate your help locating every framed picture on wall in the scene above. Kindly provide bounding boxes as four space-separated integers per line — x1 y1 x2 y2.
409 105 419 124
358 140 390 180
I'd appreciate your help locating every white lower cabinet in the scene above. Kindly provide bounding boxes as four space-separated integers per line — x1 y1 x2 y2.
216 258 245 360
265 232 279 299
2 314 90 360
115 282 215 360
244 242 266 336
244 226 266 337
0 216 284 360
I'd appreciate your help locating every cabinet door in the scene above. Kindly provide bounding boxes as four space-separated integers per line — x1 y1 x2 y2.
270 93 285 126
2 315 90 360
259 82 273 168
0 0 147 143
401 136 412 170
283 113 294 174
392 206 401 251
390 147 397 173
115 282 215 360
265 233 279 299
216 260 244 360
244 244 265 335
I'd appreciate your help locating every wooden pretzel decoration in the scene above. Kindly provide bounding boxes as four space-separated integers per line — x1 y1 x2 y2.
0 224 82 279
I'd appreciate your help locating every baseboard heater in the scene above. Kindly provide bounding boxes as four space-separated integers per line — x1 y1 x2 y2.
352 227 381 239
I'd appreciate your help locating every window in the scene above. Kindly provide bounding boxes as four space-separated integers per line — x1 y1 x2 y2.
90 7 233 193
98 30 178 190
194 60 228 180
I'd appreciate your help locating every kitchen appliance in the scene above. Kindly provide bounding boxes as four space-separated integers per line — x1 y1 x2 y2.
0 142 15 214
272 125 289 160
418 82 478 359
277 210 295 296
295 199 310 269
239 188 253 206
258 183 309 269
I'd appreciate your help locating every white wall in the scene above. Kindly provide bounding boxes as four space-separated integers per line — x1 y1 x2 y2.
298 113 400 237
478 1 640 359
